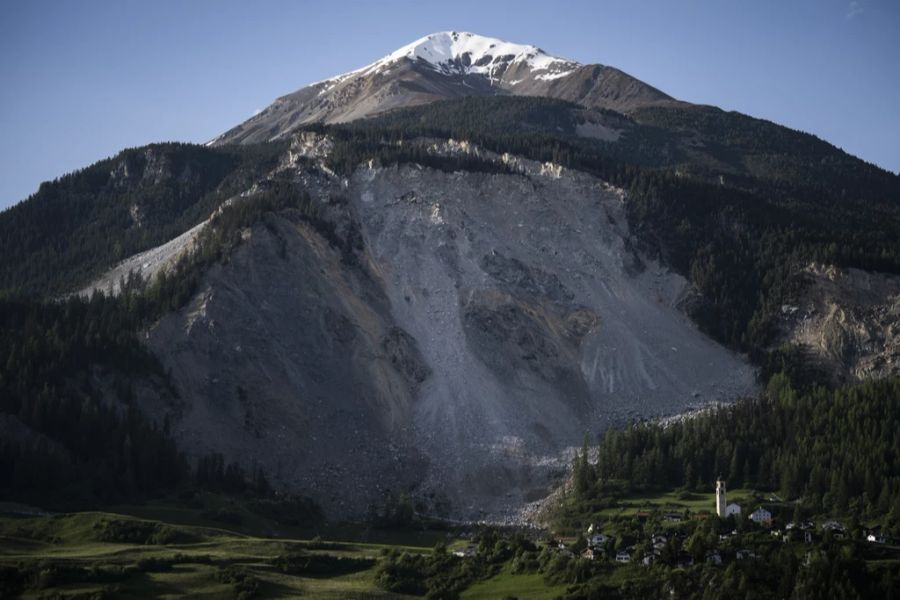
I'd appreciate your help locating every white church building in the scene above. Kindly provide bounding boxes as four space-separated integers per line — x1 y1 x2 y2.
716 479 742 518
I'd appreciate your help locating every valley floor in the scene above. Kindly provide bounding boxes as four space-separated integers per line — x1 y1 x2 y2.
2 497 899 599
0 509 568 599
0 510 423 598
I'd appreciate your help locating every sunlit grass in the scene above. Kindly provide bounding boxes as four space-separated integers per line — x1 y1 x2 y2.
592 487 767 518
461 567 565 599
0 511 425 598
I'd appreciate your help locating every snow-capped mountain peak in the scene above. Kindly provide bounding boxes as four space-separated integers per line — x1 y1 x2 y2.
213 31 675 145
320 31 581 88
379 31 580 80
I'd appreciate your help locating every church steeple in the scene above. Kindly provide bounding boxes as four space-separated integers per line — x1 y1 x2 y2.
716 478 727 517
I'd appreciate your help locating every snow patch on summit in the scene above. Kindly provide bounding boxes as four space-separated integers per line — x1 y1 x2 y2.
315 31 581 87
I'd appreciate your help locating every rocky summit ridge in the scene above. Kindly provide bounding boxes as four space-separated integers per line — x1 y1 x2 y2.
211 31 677 145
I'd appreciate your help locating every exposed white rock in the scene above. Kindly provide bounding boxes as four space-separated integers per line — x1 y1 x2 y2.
111 140 757 520
348 155 757 519
78 220 206 298
778 262 900 381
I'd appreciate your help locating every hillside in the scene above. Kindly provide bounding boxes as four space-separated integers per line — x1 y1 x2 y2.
0 142 285 296
0 35 898 522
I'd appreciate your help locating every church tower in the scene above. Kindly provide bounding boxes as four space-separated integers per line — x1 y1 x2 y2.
716 479 726 517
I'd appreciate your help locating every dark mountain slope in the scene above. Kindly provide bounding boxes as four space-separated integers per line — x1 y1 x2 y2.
0 142 284 296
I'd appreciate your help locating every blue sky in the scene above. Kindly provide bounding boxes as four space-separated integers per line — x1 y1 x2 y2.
1 0 898 209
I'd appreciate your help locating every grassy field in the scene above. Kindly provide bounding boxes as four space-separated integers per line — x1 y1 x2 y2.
3 505 897 598
460 568 565 600
591 488 770 518
0 510 431 599
103 493 453 548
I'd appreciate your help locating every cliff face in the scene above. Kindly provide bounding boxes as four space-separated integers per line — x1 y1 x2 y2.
136 136 756 519
778 264 900 383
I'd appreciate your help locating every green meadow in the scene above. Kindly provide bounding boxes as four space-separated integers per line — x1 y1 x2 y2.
460 568 565 599
587 488 772 519
0 510 431 598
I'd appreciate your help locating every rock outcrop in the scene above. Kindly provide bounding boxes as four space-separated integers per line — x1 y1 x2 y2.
778 263 900 383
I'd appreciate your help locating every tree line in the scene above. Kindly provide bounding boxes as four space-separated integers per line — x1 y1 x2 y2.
567 374 900 528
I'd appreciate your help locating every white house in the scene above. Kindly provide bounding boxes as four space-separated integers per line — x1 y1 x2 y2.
589 533 610 547
615 550 631 563
749 506 772 526
724 503 741 517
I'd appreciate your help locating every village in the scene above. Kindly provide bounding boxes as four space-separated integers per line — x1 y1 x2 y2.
452 479 899 570
551 480 898 568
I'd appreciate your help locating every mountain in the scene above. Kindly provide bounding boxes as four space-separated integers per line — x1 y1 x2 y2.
212 31 678 145
1 33 899 520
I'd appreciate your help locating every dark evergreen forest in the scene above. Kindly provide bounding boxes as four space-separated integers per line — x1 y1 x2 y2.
564 375 900 526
